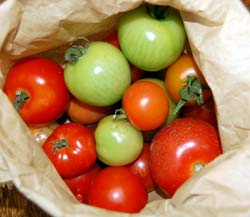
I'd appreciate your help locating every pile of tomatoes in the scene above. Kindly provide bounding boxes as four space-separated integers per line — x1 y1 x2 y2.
2 4 222 214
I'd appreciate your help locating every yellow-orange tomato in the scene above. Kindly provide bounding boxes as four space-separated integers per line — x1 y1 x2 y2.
29 122 59 146
164 54 212 107
67 97 114 125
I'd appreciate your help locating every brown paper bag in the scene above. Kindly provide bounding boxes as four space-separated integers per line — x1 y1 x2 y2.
1 0 250 216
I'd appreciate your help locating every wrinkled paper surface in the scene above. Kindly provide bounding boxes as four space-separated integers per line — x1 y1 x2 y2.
1 0 250 216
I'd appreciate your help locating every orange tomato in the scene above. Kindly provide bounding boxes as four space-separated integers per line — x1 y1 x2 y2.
164 54 212 109
66 97 114 125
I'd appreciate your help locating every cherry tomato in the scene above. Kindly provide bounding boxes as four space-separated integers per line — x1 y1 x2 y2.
150 117 222 197
128 142 155 192
63 163 101 203
180 98 218 128
164 54 212 113
122 80 169 131
42 122 96 178
3 57 71 126
66 97 114 125
88 166 148 213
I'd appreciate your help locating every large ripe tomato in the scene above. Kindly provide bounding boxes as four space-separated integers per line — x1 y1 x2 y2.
164 54 212 114
88 166 148 213
118 4 186 71
128 142 155 192
63 163 101 203
94 114 143 166
42 122 96 178
64 41 131 107
122 80 169 131
66 97 114 125
150 117 222 197
3 57 71 126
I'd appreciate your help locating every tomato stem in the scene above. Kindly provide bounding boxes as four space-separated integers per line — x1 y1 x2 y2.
64 36 90 64
113 108 128 120
51 139 69 153
13 90 29 112
146 4 169 20
193 162 205 173
173 76 208 115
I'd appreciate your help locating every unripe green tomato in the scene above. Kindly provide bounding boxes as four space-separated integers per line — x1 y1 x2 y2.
94 114 144 166
64 41 131 106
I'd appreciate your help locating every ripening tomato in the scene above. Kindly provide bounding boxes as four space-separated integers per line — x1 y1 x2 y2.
88 166 148 213
150 117 222 197
122 80 169 131
180 98 218 128
66 97 114 125
164 54 212 114
103 30 120 49
63 163 101 203
128 142 155 192
42 122 96 178
3 57 71 126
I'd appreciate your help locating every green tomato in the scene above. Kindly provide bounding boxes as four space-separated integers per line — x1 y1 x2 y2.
64 41 131 106
94 114 144 166
118 5 186 71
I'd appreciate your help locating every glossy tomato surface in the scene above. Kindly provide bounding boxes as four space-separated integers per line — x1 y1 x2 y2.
122 80 169 131
150 117 222 197
42 122 96 178
3 57 71 126
88 166 148 213
128 142 155 192
63 163 101 203
164 54 212 107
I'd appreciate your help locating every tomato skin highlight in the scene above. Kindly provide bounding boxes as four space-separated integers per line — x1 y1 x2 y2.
42 122 96 178
150 117 222 197
88 166 148 213
123 80 169 131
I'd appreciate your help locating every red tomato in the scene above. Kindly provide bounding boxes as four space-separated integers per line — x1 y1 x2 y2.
150 117 222 197
42 122 96 178
88 166 148 213
128 142 155 192
63 163 101 203
3 57 71 126
104 30 120 48
122 80 169 131
164 54 212 112
66 97 114 125
180 98 218 128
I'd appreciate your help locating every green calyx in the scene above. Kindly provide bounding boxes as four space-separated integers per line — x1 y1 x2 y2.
173 75 208 115
146 4 169 20
13 90 30 112
64 36 90 64
51 139 69 153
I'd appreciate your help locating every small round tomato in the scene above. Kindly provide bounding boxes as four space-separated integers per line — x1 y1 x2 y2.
66 97 114 125
42 122 96 178
29 122 59 146
128 142 155 192
122 80 169 131
94 114 143 166
103 30 120 49
63 163 101 203
150 117 222 197
88 166 148 213
164 54 212 113
180 98 218 128
3 57 71 126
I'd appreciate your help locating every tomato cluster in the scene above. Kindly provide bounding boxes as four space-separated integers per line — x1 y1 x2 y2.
3 4 223 214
